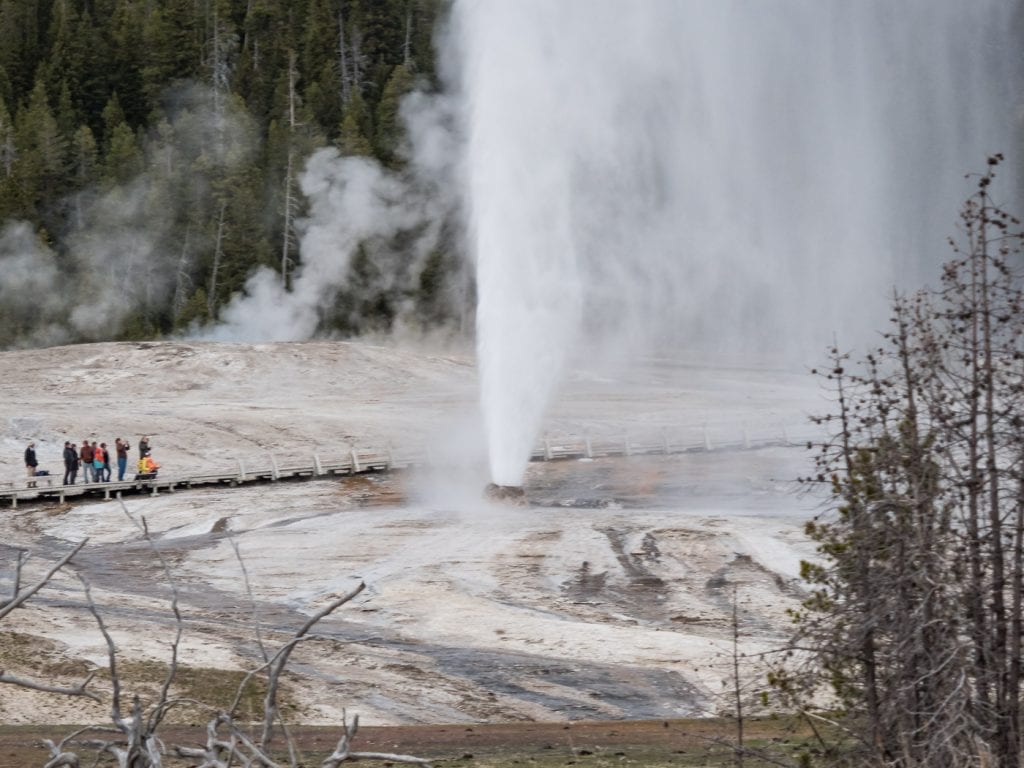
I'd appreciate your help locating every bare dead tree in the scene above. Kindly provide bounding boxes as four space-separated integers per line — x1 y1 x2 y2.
337 8 352 106
280 51 300 290
0 541 101 703
780 156 1024 767
1 544 78 616
9 508 433 768
207 199 228 318
171 223 193 324
321 712 433 768
402 3 413 68
731 586 744 768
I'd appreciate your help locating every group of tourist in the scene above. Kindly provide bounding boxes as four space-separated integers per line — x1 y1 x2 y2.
24 436 153 487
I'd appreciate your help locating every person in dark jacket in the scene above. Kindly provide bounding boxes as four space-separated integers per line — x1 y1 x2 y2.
80 439 94 484
63 441 79 485
24 442 38 488
139 436 151 459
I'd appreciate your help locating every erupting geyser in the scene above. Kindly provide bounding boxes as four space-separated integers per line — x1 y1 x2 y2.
453 0 1019 489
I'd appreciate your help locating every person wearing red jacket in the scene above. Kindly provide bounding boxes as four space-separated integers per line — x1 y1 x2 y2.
99 443 111 481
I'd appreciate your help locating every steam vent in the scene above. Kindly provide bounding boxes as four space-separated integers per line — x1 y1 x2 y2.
484 483 527 505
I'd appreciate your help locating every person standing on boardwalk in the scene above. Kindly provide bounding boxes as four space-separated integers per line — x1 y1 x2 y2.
80 439 94 483
115 437 130 481
91 441 104 482
24 442 37 487
63 441 79 485
100 442 112 481
139 436 151 459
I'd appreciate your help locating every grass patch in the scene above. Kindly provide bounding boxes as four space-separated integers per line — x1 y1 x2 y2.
99 659 292 723
0 717 847 768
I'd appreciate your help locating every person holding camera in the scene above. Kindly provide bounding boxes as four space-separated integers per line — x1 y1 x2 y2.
115 437 131 481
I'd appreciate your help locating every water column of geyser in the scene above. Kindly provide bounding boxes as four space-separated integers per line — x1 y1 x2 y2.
454 1 1019 492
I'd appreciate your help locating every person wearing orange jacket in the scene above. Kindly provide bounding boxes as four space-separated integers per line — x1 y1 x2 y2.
91 441 104 482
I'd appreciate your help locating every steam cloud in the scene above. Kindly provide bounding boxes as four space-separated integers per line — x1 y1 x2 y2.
0 84 256 347
0 222 65 347
201 89 461 343
0 3 1019 491
454 0 1021 485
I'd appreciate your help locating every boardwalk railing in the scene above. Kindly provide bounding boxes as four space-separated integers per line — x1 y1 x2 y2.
0 447 408 509
0 422 824 508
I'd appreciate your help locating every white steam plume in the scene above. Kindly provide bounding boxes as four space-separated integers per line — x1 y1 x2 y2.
0 222 68 347
0 83 256 346
202 152 430 341
452 0 1020 486
200 88 460 343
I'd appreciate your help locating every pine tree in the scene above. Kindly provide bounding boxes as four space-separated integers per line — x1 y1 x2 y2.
782 157 1024 767
337 88 373 156
141 0 200 101
102 121 142 186
12 77 66 217
375 62 413 165
107 0 147 128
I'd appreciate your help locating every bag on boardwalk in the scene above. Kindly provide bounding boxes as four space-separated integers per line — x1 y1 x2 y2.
34 469 49 476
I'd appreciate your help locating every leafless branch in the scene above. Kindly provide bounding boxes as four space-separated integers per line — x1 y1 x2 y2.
77 575 123 727
0 539 87 620
117 502 185 735
322 712 433 768
0 670 100 702
231 536 269 664
260 581 367 748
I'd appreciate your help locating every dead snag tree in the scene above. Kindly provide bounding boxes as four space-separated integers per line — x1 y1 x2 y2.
779 155 1024 767
1 505 433 768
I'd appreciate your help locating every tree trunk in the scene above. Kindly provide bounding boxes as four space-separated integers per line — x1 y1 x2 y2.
207 200 227 318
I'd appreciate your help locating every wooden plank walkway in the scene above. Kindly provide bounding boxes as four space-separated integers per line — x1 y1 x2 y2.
0 448 403 509
0 425 819 508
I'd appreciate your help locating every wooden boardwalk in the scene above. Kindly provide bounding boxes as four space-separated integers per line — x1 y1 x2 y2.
0 448 404 509
0 425 816 508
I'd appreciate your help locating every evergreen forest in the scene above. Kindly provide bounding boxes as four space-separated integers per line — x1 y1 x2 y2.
0 0 457 348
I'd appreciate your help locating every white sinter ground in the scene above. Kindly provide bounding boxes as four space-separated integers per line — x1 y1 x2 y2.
0 340 828 725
